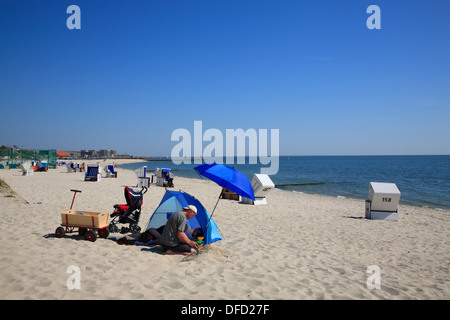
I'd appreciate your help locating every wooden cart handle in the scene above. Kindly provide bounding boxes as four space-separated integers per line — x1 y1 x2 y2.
69 189 82 210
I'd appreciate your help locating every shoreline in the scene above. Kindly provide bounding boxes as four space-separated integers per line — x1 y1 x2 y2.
0 160 448 299
115 159 450 212
9 157 450 214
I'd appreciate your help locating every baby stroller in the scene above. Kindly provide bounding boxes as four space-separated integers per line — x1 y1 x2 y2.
109 186 148 234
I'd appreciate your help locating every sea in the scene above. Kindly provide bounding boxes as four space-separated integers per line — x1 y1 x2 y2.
118 155 450 211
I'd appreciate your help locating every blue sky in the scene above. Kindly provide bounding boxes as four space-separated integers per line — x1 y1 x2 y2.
1 0 449 156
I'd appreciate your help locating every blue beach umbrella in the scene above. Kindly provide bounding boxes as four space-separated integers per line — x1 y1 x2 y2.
194 163 255 228
194 163 255 200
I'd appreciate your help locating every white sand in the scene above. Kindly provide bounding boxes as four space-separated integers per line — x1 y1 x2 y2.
0 159 449 300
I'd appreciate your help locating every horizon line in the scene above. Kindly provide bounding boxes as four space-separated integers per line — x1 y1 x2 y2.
142 154 450 159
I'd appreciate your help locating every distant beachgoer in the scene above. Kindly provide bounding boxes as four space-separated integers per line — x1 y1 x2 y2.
165 170 174 187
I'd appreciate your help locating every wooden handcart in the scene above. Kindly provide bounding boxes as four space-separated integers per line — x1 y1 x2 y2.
54 189 110 242
55 210 110 242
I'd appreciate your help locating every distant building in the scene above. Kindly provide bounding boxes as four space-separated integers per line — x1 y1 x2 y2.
99 149 117 158
81 150 97 158
56 151 69 159
80 149 116 159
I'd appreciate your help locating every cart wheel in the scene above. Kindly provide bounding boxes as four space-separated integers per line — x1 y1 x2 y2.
98 228 110 238
78 228 87 236
85 230 97 242
55 227 65 238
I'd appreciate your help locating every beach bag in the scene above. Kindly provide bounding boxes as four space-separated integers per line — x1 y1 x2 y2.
116 237 136 245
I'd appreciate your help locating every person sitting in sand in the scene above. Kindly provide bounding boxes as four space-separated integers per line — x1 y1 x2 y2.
159 205 199 255
145 224 191 245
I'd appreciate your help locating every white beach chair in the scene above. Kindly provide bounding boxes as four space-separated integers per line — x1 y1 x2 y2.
135 166 150 188
252 174 275 205
365 182 401 221
104 165 117 178
66 162 75 173
240 173 275 205
20 161 33 176
241 174 275 205
1 161 9 170
155 168 172 187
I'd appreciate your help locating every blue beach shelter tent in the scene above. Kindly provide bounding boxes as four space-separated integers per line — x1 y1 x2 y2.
145 190 222 245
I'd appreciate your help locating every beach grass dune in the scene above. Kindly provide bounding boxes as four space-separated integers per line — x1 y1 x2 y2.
0 159 448 300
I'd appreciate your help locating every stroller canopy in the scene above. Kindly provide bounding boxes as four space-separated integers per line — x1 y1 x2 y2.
124 186 143 208
145 190 222 245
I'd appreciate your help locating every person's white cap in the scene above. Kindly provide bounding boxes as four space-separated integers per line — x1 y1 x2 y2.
183 205 197 214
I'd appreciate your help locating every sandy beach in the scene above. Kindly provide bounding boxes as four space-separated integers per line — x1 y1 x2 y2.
0 159 448 300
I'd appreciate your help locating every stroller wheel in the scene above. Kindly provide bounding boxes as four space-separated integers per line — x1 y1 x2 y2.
109 223 119 233
130 224 141 234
